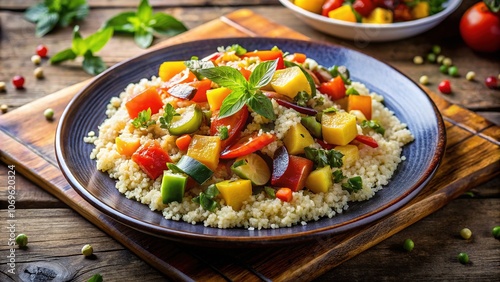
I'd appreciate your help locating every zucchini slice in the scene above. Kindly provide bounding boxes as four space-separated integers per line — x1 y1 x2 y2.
168 155 213 184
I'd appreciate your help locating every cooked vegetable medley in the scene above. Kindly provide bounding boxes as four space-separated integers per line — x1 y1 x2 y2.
294 0 447 23
87 44 414 229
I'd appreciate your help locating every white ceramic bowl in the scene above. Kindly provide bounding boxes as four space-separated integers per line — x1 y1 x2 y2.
279 0 462 42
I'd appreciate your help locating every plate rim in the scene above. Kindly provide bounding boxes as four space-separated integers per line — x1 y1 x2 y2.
55 37 446 246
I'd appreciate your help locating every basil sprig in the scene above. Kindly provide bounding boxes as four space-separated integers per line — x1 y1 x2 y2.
103 0 187 48
50 26 113 75
199 59 278 120
24 0 89 37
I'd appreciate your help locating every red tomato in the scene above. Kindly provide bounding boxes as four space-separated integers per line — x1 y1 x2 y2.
485 76 499 89
12 75 25 89
318 76 346 100
36 44 48 57
353 0 375 18
125 87 164 118
393 3 412 22
190 79 212 102
460 2 500 53
322 0 344 17
438 80 452 94
210 106 249 149
219 133 276 159
271 155 313 192
131 140 172 180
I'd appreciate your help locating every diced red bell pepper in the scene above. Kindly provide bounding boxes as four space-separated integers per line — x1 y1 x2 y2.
352 0 376 18
239 68 252 80
319 76 346 100
220 133 276 159
132 140 172 180
210 106 249 149
322 0 344 17
354 135 379 148
316 139 336 150
242 50 284 70
125 87 164 119
271 155 313 192
276 187 293 202
190 79 212 102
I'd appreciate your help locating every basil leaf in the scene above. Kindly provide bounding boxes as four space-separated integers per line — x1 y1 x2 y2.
247 91 276 121
137 0 153 22
50 48 77 64
184 60 215 80
199 66 247 92
24 3 49 23
35 13 59 37
342 176 363 193
332 170 346 183
103 12 137 33
60 4 89 26
67 0 88 10
134 27 154 49
83 51 107 75
71 26 87 56
86 27 114 53
150 13 188 36
218 90 249 119
87 273 103 282
205 184 220 199
249 59 278 89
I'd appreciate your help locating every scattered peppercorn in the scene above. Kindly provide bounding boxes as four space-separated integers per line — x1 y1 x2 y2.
442 57 453 67
438 80 452 94
34 67 44 79
15 233 28 248
458 252 469 264
31 54 42 65
403 239 414 252
485 76 499 89
460 228 472 240
36 44 48 58
492 226 500 239
81 244 94 256
465 71 475 81
44 108 54 120
427 53 436 63
0 81 6 92
419 75 429 85
437 55 445 64
413 56 424 65
432 45 441 54
448 66 459 77
12 75 25 89
1 104 8 114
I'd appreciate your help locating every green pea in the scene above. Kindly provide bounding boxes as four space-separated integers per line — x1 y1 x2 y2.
458 252 469 264
492 226 500 239
427 53 436 63
44 108 54 120
448 66 459 77
403 239 414 252
432 45 441 54
439 65 449 74
15 233 28 248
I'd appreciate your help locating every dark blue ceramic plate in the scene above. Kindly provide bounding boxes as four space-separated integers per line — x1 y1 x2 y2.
56 38 446 246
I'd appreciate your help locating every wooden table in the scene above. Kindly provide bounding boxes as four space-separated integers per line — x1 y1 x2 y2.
1 1 499 281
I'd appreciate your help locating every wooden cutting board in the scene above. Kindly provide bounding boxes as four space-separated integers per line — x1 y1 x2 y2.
1 9 498 281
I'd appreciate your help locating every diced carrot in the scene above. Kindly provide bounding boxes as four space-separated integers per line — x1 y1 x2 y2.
125 87 164 118
347 95 372 120
242 50 285 69
319 76 346 100
115 136 141 156
164 68 197 89
158 61 187 82
175 134 192 151
293 53 307 63
190 79 212 102
276 188 293 202
207 87 232 111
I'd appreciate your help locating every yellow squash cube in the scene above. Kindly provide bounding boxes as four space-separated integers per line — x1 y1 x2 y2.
321 112 357 146
207 87 231 111
216 179 253 211
294 0 324 14
334 145 359 167
115 136 141 157
305 166 333 194
283 123 315 155
271 66 312 99
362 8 393 24
187 135 221 171
411 2 429 19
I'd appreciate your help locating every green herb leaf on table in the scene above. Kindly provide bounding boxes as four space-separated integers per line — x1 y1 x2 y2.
87 273 103 282
50 26 113 75
103 0 187 49
24 0 89 37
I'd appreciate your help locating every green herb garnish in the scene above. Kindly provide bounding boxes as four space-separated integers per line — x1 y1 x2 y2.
159 103 179 129
103 0 187 48
346 87 359 95
361 120 385 135
329 65 351 84
184 60 216 80
264 186 276 198
304 147 344 168
132 108 156 128
192 184 220 212
323 107 338 114
25 0 89 37
218 126 229 140
294 91 311 107
332 170 346 183
199 59 278 120
218 44 247 55
341 176 363 193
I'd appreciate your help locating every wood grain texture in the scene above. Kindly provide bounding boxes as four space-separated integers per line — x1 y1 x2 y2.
0 8 499 282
